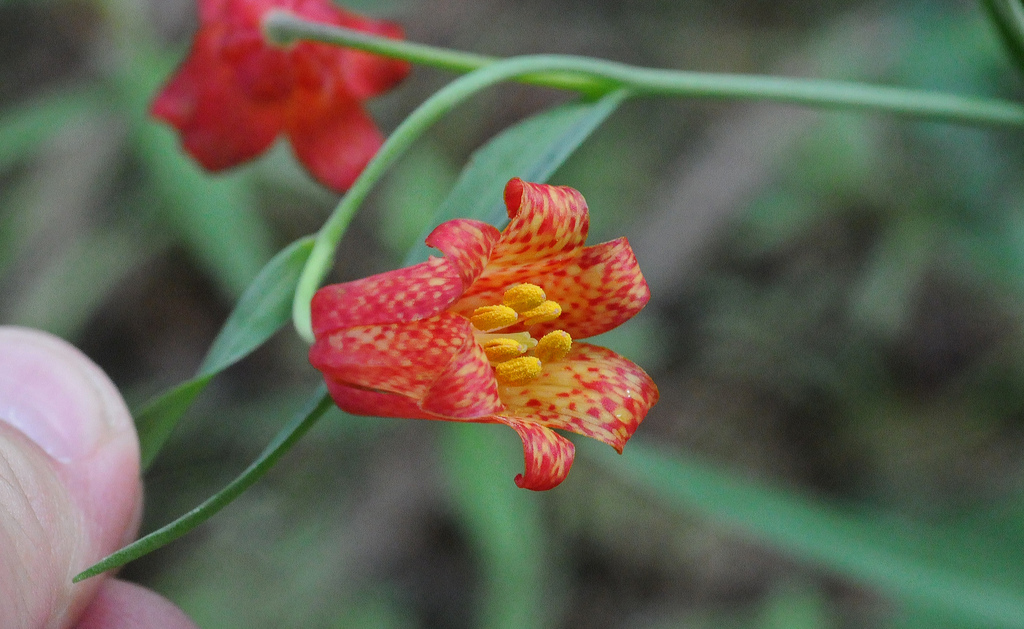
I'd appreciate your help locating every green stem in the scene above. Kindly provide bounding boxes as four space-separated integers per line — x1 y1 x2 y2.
290 57 630 342
280 11 1024 341
75 388 333 582
289 50 1024 342
265 11 1024 127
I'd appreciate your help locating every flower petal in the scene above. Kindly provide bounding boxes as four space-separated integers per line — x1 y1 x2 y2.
454 179 589 299
309 313 472 400
336 18 411 99
496 415 576 491
311 219 499 336
420 336 503 419
151 29 283 170
500 178 590 262
498 343 658 453
451 237 651 339
323 379 435 419
286 88 384 191
528 237 651 339
311 257 462 335
424 219 501 287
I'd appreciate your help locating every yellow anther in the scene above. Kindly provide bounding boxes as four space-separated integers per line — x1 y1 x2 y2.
494 356 543 385
535 330 572 363
519 300 562 326
470 305 518 332
502 283 546 313
483 338 528 363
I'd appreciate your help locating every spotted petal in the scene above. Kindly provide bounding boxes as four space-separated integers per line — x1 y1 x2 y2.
452 237 651 340
311 219 498 336
528 238 651 339
420 336 503 419
425 219 501 287
310 313 469 399
311 313 504 418
456 179 589 303
498 343 658 453
311 258 462 335
496 415 576 491
323 379 435 420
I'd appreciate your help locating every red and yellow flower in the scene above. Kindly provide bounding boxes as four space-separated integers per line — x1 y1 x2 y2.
151 0 410 192
309 179 658 490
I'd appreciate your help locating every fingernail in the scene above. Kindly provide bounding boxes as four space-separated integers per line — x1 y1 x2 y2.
0 327 124 462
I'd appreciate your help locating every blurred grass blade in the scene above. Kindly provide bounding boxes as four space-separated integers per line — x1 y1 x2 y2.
136 236 316 469
10 225 165 338
982 0 1024 73
113 43 276 299
441 425 549 629
134 123 276 298
76 388 333 583
404 90 627 265
0 89 104 172
593 441 1024 628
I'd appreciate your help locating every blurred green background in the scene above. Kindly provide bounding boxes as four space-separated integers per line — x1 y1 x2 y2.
4 0 1024 627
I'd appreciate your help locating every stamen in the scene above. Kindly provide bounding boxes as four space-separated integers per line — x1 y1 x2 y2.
483 338 528 363
494 356 543 385
470 305 518 332
473 331 537 349
535 330 572 363
519 300 561 326
502 283 546 313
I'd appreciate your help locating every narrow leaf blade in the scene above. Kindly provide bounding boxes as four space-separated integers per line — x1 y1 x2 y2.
404 91 626 265
199 236 316 375
77 388 333 582
982 0 1024 75
136 236 316 468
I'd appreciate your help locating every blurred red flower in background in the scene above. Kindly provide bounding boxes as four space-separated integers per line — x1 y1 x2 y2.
152 0 410 191
309 178 659 490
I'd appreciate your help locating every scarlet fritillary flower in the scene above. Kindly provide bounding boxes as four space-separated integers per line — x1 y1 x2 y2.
152 0 410 192
309 178 659 490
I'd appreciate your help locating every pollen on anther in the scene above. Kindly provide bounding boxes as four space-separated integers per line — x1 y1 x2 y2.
470 305 518 332
519 300 562 326
483 338 527 363
495 356 543 385
535 330 571 362
502 283 546 313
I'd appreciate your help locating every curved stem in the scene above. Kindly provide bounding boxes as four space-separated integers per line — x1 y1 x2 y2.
290 56 608 342
290 47 1024 341
265 11 1024 127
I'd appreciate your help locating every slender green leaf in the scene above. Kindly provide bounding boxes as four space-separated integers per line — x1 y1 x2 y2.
981 0 1024 74
591 441 1024 628
136 236 316 469
403 91 627 265
199 236 316 375
76 388 333 582
135 376 213 471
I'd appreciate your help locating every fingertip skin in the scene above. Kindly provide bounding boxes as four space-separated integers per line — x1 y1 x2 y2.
0 327 144 629
75 580 199 629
